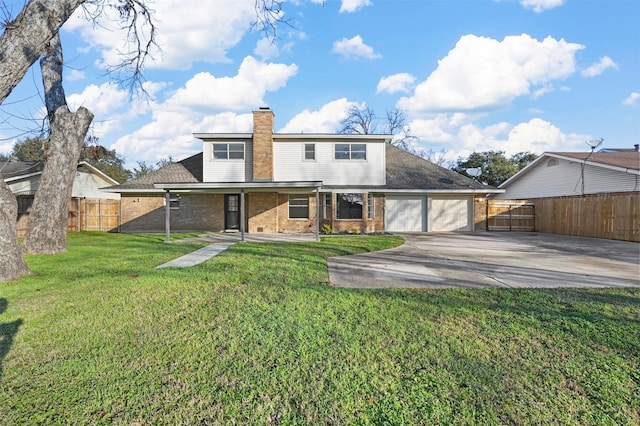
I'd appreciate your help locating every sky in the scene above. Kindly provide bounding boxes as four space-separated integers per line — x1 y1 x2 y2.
1 0 638 169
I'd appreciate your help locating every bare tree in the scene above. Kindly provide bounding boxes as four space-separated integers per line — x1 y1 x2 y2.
22 34 94 254
338 105 377 135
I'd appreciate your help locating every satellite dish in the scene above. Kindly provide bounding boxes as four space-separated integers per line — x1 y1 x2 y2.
466 167 482 177
586 138 604 149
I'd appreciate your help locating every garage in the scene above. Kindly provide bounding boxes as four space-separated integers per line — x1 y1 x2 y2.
428 196 472 231
385 195 426 232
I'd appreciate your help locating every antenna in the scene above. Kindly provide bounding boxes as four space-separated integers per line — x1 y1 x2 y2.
586 138 604 150
465 167 482 187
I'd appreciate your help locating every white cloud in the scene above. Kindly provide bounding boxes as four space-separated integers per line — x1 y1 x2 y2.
623 92 640 107
254 37 280 60
398 34 583 113
65 0 258 70
279 98 360 133
377 73 416 94
163 56 298 113
581 56 619 77
110 57 297 165
65 69 86 82
339 0 372 13
520 0 564 13
332 35 382 60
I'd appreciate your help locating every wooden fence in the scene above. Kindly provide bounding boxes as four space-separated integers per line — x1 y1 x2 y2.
533 192 639 242
487 200 535 231
488 193 639 242
16 197 120 236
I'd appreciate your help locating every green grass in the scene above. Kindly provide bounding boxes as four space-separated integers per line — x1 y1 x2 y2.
1 232 639 425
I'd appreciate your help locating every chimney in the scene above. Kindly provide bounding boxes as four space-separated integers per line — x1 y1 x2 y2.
635 144 639 152
252 107 274 181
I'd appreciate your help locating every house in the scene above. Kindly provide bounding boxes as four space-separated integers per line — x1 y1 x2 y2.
490 150 639 242
493 151 640 199
2 160 121 234
104 108 502 238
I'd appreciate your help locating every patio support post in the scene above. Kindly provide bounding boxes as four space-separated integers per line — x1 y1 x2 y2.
315 188 320 242
240 189 245 242
164 189 171 243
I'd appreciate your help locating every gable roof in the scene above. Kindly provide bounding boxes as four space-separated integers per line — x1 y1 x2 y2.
105 146 499 194
1 160 119 185
499 151 640 189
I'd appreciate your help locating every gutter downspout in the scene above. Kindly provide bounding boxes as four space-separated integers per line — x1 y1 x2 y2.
165 190 171 243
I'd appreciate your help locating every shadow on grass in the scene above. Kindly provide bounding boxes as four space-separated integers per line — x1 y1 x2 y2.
0 298 23 383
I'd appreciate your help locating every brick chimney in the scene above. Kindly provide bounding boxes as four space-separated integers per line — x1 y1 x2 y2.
252 107 274 181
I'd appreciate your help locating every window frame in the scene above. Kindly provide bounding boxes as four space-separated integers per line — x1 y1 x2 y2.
288 194 310 219
334 143 367 161
212 142 245 160
323 193 332 220
336 193 364 220
303 143 316 161
367 193 374 219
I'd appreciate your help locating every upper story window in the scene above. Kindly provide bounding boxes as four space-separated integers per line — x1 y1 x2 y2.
213 143 244 160
546 159 558 167
304 143 316 161
335 143 366 160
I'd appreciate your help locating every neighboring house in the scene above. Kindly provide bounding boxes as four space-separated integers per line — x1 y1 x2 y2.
2 160 121 200
2 160 121 234
104 108 502 237
493 151 640 199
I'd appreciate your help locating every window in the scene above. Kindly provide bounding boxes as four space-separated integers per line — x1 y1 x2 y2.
546 159 559 167
168 195 180 210
323 193 332 219
335 143 366 160
336 193 363 219
304 143 316 161
213 143 244 160
289 195 309 219
367 193 374 219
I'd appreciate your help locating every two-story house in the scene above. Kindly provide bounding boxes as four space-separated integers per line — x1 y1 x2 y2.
105 108 502 238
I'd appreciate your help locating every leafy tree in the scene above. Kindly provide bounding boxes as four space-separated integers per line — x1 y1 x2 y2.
81 143 132 183
452 150 538 187
132 156 175 179
11 137 45 161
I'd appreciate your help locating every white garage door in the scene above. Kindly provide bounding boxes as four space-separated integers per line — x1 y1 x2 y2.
385 196 425 232
429 196 472 232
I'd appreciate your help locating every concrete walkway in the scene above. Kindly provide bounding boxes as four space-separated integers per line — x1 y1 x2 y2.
156 232 318 268
156 243 235 268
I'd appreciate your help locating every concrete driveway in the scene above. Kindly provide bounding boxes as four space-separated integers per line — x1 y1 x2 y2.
328 233 640 289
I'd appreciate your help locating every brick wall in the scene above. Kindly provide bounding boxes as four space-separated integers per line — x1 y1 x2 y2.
252 108 274 181
247 192 279 233
120 193 224 232
276 193 318 233
324 193 385 234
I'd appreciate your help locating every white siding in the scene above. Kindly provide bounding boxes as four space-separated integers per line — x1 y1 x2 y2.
273 141 386 185
7 176 39 194
72 170 120 199
428 196 472 232
495 157 639 199
202 141 250 182
385 195 426 232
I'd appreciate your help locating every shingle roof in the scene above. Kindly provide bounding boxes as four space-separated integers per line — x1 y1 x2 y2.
384 143 486 190
0 160 44 179
105 145 491 192
552 152 640 171
107 153 202 191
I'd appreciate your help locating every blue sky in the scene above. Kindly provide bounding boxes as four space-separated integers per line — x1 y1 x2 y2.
1 0 638 168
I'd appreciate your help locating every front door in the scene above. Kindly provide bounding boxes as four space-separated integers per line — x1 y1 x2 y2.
224 194 241 230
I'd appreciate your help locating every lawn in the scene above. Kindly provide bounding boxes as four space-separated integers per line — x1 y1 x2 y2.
0 232 638 425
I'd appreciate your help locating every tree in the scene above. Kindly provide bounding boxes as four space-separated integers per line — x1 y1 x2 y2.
11 137 45 161
22 34 94 254
81 143 132 183
451 150 538 187
132 156 175 179
338 105 446 163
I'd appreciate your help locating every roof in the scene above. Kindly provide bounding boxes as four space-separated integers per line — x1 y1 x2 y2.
193 133 393 143
0 160 44 180
105 152 203 191
499 151 640 189
105 145 500 194
1 160 119 185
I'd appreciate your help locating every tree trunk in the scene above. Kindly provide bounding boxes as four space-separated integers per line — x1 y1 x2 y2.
0 0 86 104
23 34 94 254
0 182 31 281
0 0 86 280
